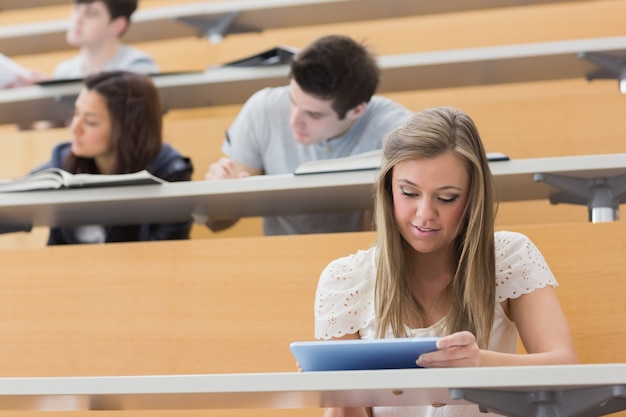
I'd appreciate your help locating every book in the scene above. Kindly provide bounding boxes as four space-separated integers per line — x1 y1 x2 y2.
0 168 165 193
221 45 298 67
294 150 510 175
294 150 382 175
0 53 30 89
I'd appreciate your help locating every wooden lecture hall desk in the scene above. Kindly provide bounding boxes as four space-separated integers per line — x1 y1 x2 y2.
0 364 623 417
1 35 626 127
0 152 624 234
0 0 588 55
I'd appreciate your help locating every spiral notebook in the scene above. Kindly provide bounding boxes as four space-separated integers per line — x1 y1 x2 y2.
290 337 439 372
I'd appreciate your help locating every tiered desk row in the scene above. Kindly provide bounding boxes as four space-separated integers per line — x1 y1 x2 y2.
0 152 625 235
0 224 624 415
3 34 626 127
0 0 601 55
0 366 624 416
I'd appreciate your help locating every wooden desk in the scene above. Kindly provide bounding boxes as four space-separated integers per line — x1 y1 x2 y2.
0 227 623 416
2 35 626 127
0 66 290 127
0 0 347 56
0 365 623 417
376 35 626 93
0 0 65 9
0 0 587 55
0 153 624 233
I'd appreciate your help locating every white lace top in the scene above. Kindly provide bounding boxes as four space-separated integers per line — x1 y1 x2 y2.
314 231 557 417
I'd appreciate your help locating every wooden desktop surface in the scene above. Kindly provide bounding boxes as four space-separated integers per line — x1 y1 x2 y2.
0 365 623 414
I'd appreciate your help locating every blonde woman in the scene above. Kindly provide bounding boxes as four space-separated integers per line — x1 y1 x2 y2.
314 106 577 417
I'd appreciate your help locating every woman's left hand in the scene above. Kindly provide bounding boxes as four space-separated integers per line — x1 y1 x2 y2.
416 331 481 367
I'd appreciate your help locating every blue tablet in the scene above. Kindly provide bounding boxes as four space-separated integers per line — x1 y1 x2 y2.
290 337 439 372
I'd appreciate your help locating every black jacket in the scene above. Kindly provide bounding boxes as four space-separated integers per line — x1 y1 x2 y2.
38 142 194 245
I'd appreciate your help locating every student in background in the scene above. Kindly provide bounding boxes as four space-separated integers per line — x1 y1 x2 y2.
8 0 157 87
54 0 158 79
33 70 192 245
204 34 412 236
314 107 577 417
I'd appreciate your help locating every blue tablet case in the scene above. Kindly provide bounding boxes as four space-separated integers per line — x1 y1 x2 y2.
290 337 439 372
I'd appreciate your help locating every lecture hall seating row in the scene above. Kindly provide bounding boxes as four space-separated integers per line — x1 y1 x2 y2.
0 0 607 55
4 34 626 128
0 221 624 416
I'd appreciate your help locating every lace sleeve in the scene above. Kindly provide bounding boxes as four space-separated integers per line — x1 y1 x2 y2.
495 231 558 302
314 248 377 340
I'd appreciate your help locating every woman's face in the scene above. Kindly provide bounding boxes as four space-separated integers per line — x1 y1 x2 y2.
69 88 115 166
392 152 470 256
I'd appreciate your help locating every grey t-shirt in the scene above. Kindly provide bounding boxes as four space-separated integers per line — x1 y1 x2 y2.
53 45 159 79
222 85 412 235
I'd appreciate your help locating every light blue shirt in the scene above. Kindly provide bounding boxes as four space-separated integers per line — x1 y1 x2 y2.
53 45 159 79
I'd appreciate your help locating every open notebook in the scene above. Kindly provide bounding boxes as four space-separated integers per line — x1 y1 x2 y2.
290 337 439 371
0 168 164 193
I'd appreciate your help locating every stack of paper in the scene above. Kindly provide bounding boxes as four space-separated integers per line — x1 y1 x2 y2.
0 53 29 89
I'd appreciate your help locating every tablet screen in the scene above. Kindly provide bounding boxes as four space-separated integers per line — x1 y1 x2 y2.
290 337 439 372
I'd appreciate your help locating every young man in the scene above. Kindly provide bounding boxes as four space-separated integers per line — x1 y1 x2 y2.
7 0 157 88
204 35 412 236
53 0 158 79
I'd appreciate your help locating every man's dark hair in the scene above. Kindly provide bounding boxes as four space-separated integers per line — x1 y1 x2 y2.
289 35 380 119
76 0 137 22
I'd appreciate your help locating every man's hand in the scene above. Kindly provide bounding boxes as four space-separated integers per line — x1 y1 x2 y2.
205 157 251 180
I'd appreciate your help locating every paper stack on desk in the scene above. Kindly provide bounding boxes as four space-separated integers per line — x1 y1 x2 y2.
0 53 30 89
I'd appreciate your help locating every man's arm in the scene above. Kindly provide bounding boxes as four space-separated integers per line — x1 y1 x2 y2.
203 157 263 232
204 157 262 180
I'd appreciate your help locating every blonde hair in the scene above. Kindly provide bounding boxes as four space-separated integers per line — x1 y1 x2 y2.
374 106 497 348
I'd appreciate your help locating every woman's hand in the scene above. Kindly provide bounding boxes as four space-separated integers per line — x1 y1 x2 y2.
417 331 481 367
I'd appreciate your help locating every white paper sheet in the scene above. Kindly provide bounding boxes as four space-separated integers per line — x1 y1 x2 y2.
0 53 29 89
